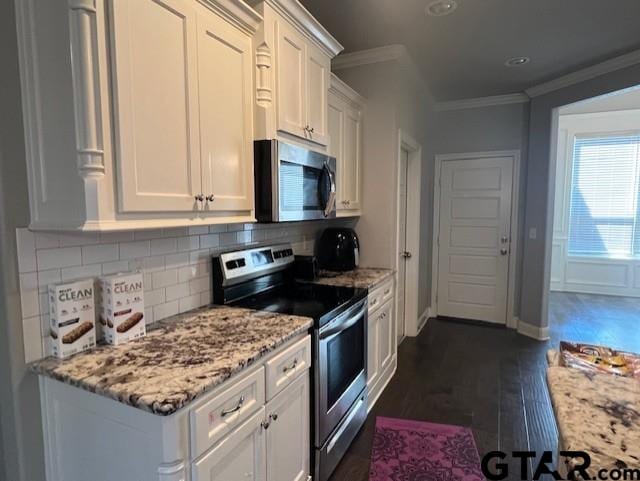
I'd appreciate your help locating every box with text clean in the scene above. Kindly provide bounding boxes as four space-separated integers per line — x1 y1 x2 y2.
100 272 146 345
49 279 96 359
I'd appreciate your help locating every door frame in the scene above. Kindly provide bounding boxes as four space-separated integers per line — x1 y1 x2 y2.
431 150 521 328
395 129 422 339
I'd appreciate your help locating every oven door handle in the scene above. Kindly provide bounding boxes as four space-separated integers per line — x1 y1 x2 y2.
319 307 366 341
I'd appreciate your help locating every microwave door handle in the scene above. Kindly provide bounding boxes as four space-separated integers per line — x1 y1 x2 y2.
319 308 365 341
323 163 337 217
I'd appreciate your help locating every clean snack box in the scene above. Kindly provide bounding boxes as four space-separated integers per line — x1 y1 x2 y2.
48 279 96 359
100 272 146 345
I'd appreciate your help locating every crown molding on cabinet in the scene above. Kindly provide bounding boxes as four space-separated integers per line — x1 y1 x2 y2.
247 0 343 57
198 0 263 35
332 44 409 71
435 93 530 112
525 48 640 98
329 73 366 106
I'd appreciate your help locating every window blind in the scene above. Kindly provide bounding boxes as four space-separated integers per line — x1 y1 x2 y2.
568 134 640 257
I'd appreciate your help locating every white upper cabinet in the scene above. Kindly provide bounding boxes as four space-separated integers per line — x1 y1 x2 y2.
111 0 202 213
249 0 343 149
197 7 254 213
329 74 365 215
15 0 261 231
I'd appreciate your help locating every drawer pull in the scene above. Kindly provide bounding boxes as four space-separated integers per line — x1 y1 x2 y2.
282 358 298 373
220 395 245 417
384 288 391 295
269 412 278 422
371 298 378 306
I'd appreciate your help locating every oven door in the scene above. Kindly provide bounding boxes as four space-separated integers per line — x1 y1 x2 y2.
277 142 336 221
315 299 367 445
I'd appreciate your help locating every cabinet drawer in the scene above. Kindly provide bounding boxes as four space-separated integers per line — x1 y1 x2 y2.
368 278 393 313
265 336 311 401
190 366 265 460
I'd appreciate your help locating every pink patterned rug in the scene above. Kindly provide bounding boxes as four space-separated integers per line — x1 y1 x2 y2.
369 417 485 481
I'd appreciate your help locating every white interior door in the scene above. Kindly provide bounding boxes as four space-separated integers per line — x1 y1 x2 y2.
396 149 409 343
437 156 514 324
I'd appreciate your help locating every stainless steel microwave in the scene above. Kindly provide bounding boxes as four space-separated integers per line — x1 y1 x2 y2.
254 140 337 222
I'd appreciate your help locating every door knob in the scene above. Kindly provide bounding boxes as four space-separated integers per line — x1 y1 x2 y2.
500 248 508 256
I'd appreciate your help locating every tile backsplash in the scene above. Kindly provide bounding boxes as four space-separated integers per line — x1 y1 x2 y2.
17 220 355 363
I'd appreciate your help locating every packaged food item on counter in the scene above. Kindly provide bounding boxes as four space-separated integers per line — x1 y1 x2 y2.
49 279 96 359
559 341 640 379
100 272 146 345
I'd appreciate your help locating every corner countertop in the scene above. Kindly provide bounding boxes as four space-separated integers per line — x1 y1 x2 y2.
31 306 313 416
311 267 394 290
546 364 640 473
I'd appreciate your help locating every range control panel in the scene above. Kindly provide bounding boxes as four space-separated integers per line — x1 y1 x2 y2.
217 244 295 286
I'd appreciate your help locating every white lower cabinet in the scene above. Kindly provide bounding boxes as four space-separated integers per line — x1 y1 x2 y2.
265 374 310 481
367 279 397 411
38 335 311 481
193 408 267 481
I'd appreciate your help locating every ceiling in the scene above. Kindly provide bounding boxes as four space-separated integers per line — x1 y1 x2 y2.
298 0 640 101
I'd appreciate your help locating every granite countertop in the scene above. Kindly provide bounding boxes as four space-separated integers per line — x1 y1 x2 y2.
546 365 640 473
312 267 394 289
31 306 313 416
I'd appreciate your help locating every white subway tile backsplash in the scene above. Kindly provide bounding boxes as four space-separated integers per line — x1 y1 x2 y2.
37 247 82 270
165 252 189 269
120 241 151 259
61 264 102 282
150 238 177 256
199 234 220 249
154 300 179 320
144 307 155 325
16 219 349 363
82 243 119 265
177 236 199 252
166 283 190 302
152 268 178 289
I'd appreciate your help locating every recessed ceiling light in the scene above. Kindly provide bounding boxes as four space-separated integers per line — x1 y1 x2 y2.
426 0 458 17
504 56 531 67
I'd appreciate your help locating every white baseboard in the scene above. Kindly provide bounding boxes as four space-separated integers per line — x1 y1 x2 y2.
516 318 550 341
413 307 431 336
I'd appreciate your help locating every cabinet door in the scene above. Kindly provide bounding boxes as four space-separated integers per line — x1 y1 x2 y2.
197 11 253 212
265 373 310 481
367 307 380 389
110 0 202 213
342 106 362 210
378 300 394 373
305 45 330 146
193 408 267 481
276 21 307 140
328 95 345 207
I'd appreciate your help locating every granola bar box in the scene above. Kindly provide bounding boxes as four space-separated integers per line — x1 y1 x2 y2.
100 272 146 346
48 279 96 359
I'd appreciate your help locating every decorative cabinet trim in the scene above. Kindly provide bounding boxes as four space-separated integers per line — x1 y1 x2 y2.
256 42 273 107
329 73 366 107
197 0 262 36
69 0 105 178
248 0 343 57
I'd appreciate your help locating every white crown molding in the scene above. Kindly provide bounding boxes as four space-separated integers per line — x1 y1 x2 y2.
526 48 640 98
249 0 343 57
332 44 408 71
199 0 263 35
435 93 530 112
329 73 366 106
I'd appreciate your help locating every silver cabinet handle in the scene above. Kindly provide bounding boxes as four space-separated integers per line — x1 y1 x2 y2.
220 395 244 417
194 194 204 202
269 412 278 422
282 358 298 373
501 235 509 244
500 248 508 256
261 420 270 430
206 194 215 202
401 251 412 259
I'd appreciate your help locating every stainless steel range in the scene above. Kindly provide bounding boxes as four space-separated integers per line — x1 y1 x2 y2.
212 243 368 481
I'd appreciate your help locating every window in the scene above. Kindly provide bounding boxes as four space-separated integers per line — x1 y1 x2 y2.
568 134 640 257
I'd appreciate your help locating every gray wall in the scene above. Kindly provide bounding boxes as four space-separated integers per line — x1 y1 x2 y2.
520 64 640 328
433 102 530 318
337 57 435 318
0 0 46 479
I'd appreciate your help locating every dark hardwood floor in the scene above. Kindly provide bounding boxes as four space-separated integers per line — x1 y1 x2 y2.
328 292 640 481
